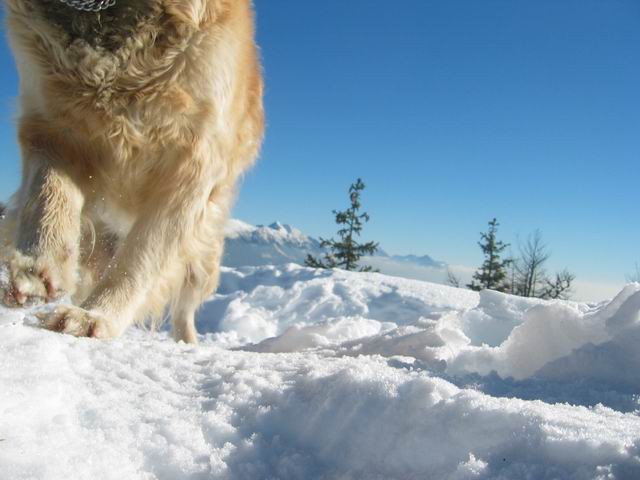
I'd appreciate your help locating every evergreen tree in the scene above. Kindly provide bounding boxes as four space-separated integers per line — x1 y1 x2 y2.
468 218 511 292
305 178 379 272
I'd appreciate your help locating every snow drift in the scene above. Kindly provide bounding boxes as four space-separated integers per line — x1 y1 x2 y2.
1 265 639 479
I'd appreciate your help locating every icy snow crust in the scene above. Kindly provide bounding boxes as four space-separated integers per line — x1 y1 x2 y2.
1 265 640 479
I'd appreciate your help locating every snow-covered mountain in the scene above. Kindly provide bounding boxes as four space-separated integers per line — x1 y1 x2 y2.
389 253 446 268
224 218 448 274
2 265 640 479
223 219 324 267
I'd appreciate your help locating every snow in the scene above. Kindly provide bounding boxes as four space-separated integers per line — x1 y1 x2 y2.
1 265 640 479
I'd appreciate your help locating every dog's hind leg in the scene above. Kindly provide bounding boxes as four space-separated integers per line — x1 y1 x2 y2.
172 204 227 344
172 283 201 344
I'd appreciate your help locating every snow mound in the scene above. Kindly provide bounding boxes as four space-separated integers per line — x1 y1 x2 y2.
449 285 640 381
200 264 477 346
1 267 640 479
203 266 640 385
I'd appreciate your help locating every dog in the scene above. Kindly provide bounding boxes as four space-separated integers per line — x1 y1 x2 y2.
0 0 264 343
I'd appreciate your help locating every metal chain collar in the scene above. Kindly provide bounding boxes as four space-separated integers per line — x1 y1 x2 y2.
57 0 116 12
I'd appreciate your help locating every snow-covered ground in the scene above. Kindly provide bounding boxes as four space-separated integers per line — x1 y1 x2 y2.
1 263 640 479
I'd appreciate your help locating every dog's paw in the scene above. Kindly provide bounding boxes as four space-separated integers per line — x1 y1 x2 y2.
2 251 66 307
39 305 113 338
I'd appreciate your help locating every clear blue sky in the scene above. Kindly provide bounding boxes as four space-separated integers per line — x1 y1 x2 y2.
1 1 639 293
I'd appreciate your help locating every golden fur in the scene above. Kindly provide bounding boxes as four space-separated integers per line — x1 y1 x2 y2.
0 0 264 343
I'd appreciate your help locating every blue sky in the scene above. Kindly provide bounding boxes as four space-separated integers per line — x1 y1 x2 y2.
1 1 639 298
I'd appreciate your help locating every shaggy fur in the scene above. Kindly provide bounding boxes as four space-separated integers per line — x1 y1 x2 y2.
0 0 264 343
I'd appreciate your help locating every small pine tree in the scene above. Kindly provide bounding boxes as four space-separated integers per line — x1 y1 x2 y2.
468 218 512 292
305 178 379 272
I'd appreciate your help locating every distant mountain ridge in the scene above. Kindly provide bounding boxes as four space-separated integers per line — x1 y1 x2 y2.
223 219 447 272
223 219 324 268
389 254 447 269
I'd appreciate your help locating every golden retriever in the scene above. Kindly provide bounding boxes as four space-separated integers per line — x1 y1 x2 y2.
0 0 264 343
